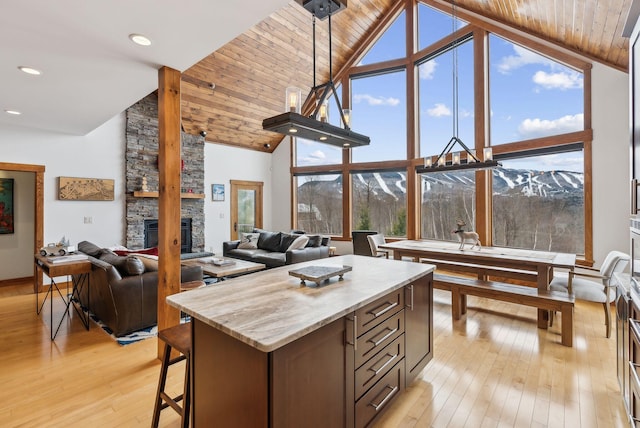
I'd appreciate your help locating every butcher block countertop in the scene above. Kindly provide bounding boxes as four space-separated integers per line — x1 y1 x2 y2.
167 255 435 352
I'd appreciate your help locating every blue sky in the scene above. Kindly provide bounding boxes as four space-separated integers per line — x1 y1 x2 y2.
296 4 584 173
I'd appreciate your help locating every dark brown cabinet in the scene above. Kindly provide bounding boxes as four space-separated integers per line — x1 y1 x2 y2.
404 274 433 385
191 272 433 428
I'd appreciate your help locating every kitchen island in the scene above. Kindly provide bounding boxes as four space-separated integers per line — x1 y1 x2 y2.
167 255 434 427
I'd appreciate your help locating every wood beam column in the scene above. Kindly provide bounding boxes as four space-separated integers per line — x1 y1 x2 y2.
157 66 182 358
473 29 492 245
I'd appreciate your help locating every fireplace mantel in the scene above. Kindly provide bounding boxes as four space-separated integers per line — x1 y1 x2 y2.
132 191 205 199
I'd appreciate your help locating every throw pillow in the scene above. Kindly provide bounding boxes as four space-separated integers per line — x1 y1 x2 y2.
286 235 309 251
125 256 145 275
305 235 322 247
100 252 145 276
114 247 159 257
279 233 299 252
134 254 159 272
238 232 260 249
257 231 282 252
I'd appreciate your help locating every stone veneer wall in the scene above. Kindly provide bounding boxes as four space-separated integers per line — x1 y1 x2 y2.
125 93 205 252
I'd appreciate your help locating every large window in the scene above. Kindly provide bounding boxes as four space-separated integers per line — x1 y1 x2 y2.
492 149 585 254
420 171 475 241
359 11 406 65
291 1 591 261
352 171 407 237
418 38 474 158
296 175 343 235
489 35 584 145
351 70 407 163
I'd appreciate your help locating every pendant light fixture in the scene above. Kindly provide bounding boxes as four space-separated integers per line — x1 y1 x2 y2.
418 0 499 173
262 0 370 148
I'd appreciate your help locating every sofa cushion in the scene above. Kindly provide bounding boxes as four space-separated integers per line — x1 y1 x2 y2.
99 252 145 276
238 232 260 249
78 240 103 257
305 235 322 247
321 236 331 246
252 252 287 267
258 231 282 252
279 233 299 252
287 235 309 251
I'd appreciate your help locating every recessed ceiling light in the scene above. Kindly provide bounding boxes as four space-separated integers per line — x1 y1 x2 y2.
5 110 21 115
129 33 151 46
18 66 41 75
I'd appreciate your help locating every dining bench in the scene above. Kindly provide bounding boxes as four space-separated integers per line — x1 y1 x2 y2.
433 272 575 347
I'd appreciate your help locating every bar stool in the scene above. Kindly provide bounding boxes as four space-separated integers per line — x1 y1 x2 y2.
152 322 192 428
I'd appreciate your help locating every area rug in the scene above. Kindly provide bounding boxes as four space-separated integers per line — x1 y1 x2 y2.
89 314 190 346
89 314 158 346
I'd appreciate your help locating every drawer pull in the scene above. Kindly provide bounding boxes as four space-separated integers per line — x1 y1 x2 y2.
347 315 357 350
369 385 398 411
368 301 398 318
369 352 398 375
368 327 398 347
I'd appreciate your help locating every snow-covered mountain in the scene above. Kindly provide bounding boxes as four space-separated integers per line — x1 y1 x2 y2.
301 168 583 200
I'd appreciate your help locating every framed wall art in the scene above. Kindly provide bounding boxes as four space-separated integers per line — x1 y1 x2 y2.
0 178 14 234
212 183 225 201
58 177 115 201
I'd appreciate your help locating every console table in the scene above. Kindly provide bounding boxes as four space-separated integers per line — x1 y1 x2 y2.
34 254 92 340
168 255 434 427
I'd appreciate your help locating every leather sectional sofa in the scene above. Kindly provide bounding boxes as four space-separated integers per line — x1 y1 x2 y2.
223 229 330 268
75 241 203 337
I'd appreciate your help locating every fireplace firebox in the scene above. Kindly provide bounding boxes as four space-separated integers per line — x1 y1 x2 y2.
144 218 192 253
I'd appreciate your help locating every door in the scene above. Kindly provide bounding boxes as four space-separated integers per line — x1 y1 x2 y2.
230 180 263 240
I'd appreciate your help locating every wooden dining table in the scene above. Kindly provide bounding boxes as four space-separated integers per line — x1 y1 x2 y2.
379 239 576 329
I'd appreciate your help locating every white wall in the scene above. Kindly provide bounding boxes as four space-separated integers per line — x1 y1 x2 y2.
0 113 126 280
203 144 273 254
591 63 630 266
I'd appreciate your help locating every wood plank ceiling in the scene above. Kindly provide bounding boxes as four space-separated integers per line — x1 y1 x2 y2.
180 0 633 153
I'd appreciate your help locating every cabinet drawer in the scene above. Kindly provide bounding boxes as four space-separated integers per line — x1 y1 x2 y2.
355 334 404 400
356 310 404 369
356 288 404 333
355 359 405 428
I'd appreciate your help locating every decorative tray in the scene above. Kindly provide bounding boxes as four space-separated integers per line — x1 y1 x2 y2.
288 265 352 287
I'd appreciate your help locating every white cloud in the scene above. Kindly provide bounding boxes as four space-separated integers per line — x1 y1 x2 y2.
497 45 554 74
426 103 451 117
419 61 437 80
308 150 325 160
518 113 583 138
353 94 400 107
532 70 583 90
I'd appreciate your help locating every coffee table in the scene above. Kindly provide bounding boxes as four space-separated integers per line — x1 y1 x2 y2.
182 257 266 280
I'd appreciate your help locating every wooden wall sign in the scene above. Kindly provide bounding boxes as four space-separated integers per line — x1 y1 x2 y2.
58 177 115 201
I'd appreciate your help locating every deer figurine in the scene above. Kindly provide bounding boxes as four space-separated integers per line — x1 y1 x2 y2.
452 220 481 250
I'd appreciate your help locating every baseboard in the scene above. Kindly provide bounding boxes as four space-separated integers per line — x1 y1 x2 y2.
0 276 33 287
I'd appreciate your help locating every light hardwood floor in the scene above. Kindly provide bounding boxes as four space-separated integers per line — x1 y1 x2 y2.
0 282 628 427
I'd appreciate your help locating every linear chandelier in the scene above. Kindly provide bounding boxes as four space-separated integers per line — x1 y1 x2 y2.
419 0 500 174
262 0 370 148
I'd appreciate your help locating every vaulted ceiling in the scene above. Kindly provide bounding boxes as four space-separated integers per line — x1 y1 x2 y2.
2 0 633 149
181 0 634 153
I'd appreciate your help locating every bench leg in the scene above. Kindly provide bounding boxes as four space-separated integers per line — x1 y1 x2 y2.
461 294 467 315
451 287 463 320
560 304 573 347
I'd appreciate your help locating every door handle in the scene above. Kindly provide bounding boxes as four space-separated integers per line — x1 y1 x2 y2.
234 222 237 232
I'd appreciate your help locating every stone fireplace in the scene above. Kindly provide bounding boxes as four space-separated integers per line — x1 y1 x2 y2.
144 218 192 253
124 93 205 252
